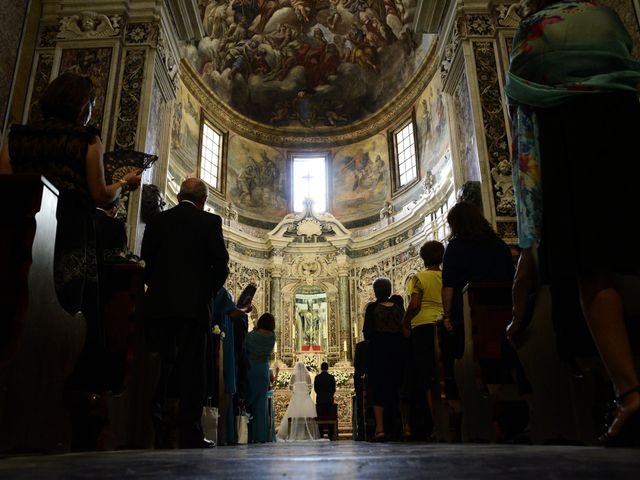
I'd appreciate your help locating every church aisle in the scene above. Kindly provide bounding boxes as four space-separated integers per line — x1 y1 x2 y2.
0 442 638 479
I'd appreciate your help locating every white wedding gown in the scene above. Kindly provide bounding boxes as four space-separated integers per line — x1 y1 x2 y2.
277 363 322 442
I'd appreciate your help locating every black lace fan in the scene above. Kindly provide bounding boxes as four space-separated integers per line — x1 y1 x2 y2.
236 284 257 309
103 150 158 184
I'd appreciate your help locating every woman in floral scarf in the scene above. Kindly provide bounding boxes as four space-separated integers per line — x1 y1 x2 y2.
506 0 640 446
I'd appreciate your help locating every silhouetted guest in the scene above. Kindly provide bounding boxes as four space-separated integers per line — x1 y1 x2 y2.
142 177 228 449
506 0 640 446
402 241 445 440
314 362 336 438
0 72 140 318
245 313 276 443
353 339 368 441
363 277 405 442
442 201 531 440
210 286 252 444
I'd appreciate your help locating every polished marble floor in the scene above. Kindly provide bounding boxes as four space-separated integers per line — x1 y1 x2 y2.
1 442 638 479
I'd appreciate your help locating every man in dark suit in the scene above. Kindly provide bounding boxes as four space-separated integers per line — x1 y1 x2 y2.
314 362 336 438
142 178 229 448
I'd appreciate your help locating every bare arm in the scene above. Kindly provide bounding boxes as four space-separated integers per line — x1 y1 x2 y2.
0 143 12 174
229 304 252 320
85 137 140 206
402 291 422 332
441 286 454 333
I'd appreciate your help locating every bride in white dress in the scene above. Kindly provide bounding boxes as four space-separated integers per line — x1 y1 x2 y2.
277 362 321 441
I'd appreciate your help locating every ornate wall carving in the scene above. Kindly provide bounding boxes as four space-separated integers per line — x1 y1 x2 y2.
471 41 515 218
39 24 60 48
28 53 54 122
58 47 113 132
464 14 495 37
57 12 121 39
114 49 146 150
125 22 158 46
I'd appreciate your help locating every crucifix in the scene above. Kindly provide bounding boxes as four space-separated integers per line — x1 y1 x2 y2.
302 170 314 190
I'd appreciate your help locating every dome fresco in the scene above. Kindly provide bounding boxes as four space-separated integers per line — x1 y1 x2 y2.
191 0 433 131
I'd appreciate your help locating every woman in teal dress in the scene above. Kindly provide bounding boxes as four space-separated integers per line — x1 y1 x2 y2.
211 287 252 444
245 313 276 443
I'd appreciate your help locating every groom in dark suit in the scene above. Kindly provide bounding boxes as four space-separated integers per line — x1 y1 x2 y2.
142 178 229 448
314 362 336 438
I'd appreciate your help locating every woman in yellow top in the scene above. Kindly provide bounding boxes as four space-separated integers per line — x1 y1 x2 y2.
403 241 445 439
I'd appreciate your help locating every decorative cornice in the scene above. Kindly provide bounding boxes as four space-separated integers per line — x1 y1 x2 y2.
57 12 121 39
179 39 440 148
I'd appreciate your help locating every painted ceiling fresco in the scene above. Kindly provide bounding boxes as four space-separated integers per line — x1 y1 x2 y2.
192 0 432 129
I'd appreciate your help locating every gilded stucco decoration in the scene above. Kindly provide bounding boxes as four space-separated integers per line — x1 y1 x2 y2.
57 12 121 39
157 27 178 80
270 197 350 241
284 254 338 281
440 21 460 83
495 3 522 28
472 41 515 217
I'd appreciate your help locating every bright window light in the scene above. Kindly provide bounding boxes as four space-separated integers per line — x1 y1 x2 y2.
200 122 221 189
292 156 326 212
395 121 417 186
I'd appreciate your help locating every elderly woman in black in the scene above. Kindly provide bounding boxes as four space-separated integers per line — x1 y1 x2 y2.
363 277 405 442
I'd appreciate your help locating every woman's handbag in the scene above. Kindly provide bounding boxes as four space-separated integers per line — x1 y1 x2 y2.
235 413 250 444
202 403 219 444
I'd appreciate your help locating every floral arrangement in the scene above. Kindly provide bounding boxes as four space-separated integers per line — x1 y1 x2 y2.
333 369 353 387
275 370 292 389
303 356 319 372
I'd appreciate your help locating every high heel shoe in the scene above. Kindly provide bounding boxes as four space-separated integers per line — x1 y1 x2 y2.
598 385 640 447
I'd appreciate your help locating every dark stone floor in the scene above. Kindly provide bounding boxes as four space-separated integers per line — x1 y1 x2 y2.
1 442 638 479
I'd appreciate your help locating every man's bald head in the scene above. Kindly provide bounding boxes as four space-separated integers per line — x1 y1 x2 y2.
178 177 208 208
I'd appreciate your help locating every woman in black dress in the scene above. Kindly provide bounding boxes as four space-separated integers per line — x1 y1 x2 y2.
363 277 405 441
0 72 141 394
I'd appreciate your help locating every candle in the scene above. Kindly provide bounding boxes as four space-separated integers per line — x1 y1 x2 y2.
343 340 347 352
274 341 278 353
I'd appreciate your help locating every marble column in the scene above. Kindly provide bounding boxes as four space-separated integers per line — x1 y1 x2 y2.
338 273 352 361
270 273 281 359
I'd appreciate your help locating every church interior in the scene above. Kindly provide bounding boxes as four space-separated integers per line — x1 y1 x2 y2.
1 0 640 478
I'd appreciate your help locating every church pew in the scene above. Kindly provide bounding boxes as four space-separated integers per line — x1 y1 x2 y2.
454 282 527 443
99 262 152 449
0 174 85 453
516 277 640 446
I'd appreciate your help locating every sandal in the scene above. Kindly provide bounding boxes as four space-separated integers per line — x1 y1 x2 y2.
599 385 640 447
371 431 386 442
